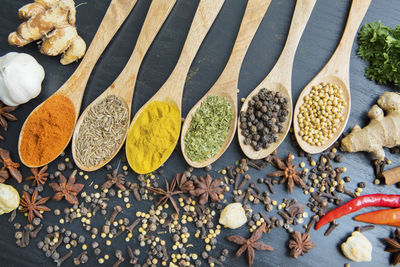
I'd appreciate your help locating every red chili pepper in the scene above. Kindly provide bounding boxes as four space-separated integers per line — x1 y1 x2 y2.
315 194 400 230
354 207 400 227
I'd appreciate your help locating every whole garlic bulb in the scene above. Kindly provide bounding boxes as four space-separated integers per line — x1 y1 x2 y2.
0 52 45 106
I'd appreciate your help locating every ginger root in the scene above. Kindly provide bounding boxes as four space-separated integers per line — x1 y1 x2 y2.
341 92 400 161
8 0 86 65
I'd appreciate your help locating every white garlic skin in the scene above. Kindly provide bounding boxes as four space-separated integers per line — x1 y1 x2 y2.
0 52 45 106
341 231 372 262
219 202 247 229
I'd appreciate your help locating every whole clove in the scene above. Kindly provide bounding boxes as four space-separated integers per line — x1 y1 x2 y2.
242 188 253 205
109 205 122 223
373 158 388 179
127 246 138 265
343 187 356 198
234 173 241 190
50 233 63 256
249 182 261 194
264 177 275 194
355 225 375 233
247 160 263 170
238 174 251 190
287 203 305 217
306 215 319 234
73 251 88 265
55 250 73 266
30 224 43 239
226 166 234 180
311 193 328 208
126 218 140 233
113 249 125 267
129 183 141 201
324 221 339 236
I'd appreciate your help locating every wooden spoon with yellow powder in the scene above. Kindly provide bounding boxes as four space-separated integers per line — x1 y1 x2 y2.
125 0 225 174
71 0 176 172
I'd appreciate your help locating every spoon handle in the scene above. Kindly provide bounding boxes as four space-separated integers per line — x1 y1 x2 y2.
60 0 138 98
267 0 316 88
327 0 372 80
211 0 271 91
111 0 176 101
160 0 225 105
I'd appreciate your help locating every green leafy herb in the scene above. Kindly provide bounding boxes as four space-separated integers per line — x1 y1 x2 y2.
357 21 400 87
184 96 233 163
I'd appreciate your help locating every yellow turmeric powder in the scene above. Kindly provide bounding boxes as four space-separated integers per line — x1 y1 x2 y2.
126 100 180 174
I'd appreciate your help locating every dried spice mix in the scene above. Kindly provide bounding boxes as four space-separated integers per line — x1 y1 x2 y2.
184 96 233 162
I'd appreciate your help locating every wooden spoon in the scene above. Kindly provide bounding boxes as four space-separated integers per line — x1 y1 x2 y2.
239 0 317 159
293 0 372 154
180 0 272 168
71 0 176 172
18 0 138 167
126 0 225 174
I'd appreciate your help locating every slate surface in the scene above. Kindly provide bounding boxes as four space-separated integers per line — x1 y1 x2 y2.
0 0 400 266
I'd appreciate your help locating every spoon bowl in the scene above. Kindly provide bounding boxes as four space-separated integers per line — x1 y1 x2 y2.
293 0 371 154
238 81 292 159
293 75 350 154
18 0 138 167
181 0 272 168
181 91 238 168
238 0 316 160
71 0 176 172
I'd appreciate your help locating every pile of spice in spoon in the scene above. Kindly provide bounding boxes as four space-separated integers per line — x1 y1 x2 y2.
239 89 289 151
184 96 233 163
19 94 76 167
126 100 180 174
73 95 129 169
297 82 345 147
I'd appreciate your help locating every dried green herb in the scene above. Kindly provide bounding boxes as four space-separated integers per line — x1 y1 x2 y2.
184 96 233 162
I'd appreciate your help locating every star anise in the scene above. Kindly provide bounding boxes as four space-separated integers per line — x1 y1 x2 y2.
190 175 224 205
0 148 22 183
0 167 9 183
49 170 84 205
267 152 305 193
101 168 126 191
226 222 273 266
19 188 50 223
384 228 400 265
175 173 194 193
288 231 316 258
0 101 17 131
147 176 182 214
26 165 49 186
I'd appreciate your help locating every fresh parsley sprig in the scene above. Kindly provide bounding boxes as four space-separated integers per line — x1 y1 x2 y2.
357 21 400 87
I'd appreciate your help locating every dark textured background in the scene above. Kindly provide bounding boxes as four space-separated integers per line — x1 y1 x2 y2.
1 0 400 266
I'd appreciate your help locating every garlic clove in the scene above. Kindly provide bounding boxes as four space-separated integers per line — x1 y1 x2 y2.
219 202 247 229
0 183 20 215
341 231 372 262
